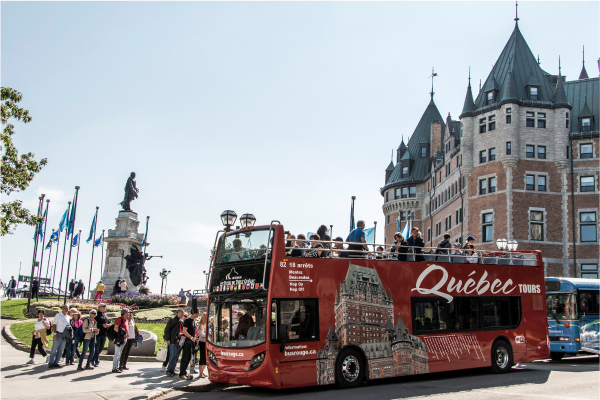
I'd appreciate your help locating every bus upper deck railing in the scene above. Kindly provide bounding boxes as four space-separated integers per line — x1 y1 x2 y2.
281 239 539 266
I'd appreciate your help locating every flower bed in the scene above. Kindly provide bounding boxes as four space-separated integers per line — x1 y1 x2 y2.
28 301 123 318
110 293 178 308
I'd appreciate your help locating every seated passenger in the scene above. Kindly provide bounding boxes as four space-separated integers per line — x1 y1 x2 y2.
303 234 323 258
450 242 464 262
462 235 476 250
375 246 385 259
464 244 478 264
285 233 296 256
436 233 452 254
406 228 425 261
391 233 408 261
316 225 331 257
346 220 369 258
333 237 349 258
289 234 305 257
226 239 249 262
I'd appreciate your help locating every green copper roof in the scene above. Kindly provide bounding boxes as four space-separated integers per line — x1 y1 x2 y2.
564 77 599 133
385 161 395 171
552 72 569 107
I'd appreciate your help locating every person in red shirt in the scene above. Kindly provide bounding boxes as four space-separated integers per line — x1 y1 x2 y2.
112 309 129 373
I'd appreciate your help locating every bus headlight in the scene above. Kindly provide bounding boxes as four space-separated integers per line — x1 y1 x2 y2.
248 351 266 370
208 350 218 367
558 337 570 342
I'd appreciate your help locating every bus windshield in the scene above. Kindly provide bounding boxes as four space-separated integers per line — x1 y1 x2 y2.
214 229 271 265
547 293 577 321
208 297 268 348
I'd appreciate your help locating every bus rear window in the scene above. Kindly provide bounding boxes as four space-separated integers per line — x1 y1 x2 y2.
545 281 561 292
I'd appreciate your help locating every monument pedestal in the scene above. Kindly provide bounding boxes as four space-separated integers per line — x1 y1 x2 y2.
99 211 144 298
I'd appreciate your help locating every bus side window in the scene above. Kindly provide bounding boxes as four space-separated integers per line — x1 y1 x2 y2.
270 300 278 341
448 298 480 330
413 300 448 332
482 299 511 328
580 291 600 314
277 299 320 342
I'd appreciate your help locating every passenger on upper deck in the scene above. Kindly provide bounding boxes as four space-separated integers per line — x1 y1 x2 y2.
406 227 425 262
463 235 475 250
224 239 249 262
464 244 478 264
333 237 349 258
347 220 369 258
451 242 464 262
303 234 324 258
285 234 296 256
436 233 452 255
375 246 385 259
391 232 408 261
316 225 331 257
288 234 306 257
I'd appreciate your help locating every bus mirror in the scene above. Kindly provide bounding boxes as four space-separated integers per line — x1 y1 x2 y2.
580 299 588 313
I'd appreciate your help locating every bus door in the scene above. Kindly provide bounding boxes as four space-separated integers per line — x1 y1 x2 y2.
271 299 320 388
525 293 548 351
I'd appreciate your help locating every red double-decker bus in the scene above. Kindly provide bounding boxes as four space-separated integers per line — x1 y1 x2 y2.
206 223 549 389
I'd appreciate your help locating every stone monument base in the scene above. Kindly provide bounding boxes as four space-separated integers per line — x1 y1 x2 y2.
107 329 157 356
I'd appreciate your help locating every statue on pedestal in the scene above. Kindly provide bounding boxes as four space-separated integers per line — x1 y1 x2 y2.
124 245 147 286
119 172 139 212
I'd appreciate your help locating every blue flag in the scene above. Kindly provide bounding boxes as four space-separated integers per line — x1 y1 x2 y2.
50 231 59 242
397 218 400 232
59 208 69 232
140 234 146 249
45 239 52 249
67 197 76 236
72 233 79 247
86 215 96 244
38 209 47 242
400 219 412 239
94 232 103 248
364 227 375 244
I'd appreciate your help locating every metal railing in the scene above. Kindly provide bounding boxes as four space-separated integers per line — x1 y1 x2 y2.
569 130 599 140
283 239 538 266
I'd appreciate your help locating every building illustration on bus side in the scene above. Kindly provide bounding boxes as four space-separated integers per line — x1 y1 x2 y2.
317 262 429 384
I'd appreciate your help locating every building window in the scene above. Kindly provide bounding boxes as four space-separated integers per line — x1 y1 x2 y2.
402 166 408 177
530 87 538 100
581 176 595 192
387 215 390 224
401 187 408 198
400 211 406 221
480 150 487 163
487 92 493 105
489 148 496 161
538 113 546 118
482 213 493 242
537 176 547 191
582 118 591 132
538 119 546 128
395 188 400 200
488 115 496 131
537 146 546 159
427 228 431 243
489 177 496 193
567 146 570 159
456 157 459 168
506 141 512 155
409 186 416 198
479 179 487 195
526 175 535 190
526 145 535 158
445 163 450 177
580 144 593 159
386 192 389 203
526 112 535 117
456 208 463 223
506 115 511 124
526 118 535 127
421 147 427 157
581 264 598 279
480 124 487 134
580 212 597 242
530 210 544 241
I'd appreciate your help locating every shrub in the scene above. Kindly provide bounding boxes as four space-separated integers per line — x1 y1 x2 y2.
134 308 174 321
110 293 177 308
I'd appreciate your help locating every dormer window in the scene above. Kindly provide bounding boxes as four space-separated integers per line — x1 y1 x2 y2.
402 166 408 177
486 91 494 105
530 87 538 100
582 118 591 132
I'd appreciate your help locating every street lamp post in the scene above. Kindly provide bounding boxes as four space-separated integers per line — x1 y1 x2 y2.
159 268 171 295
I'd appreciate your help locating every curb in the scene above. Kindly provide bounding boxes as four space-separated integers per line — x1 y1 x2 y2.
2 321 157 362
172 382 218 392
147 387 174 399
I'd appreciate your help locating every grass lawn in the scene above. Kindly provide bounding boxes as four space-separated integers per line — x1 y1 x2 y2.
10 321 166 355
0 299 29 320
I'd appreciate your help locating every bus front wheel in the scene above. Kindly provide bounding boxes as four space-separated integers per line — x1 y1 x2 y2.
491 340 513 374
336 348 365 389
550 352 565 361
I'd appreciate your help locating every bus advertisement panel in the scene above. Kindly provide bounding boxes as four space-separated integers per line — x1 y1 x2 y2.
206 225 549 389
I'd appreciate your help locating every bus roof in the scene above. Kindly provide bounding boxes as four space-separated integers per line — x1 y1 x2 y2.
545 277 600 292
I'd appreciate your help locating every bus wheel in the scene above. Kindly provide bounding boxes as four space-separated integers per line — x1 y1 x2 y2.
336 348 365 389
550 352 565 361
491 340 513 374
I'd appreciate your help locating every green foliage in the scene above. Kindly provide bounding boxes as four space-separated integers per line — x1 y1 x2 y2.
1 87 47 236
31 301 122 313
0 299 28 320
134 308 174 321
136 323 168 353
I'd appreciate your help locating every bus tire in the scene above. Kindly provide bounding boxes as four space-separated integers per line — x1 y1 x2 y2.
490 340 513 374
550 352 565 361
336 348 365 389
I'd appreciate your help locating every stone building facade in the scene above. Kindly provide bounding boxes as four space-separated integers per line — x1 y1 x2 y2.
381 20 599 279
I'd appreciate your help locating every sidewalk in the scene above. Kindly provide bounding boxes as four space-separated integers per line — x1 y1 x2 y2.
0 320 210 400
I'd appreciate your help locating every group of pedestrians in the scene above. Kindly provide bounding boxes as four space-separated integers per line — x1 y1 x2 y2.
162 307 208 380
27 302 140 373
67 279 86 299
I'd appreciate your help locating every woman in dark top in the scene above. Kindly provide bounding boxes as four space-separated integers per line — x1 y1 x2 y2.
316 225 330 257
406 228 425 262
391 233 409 261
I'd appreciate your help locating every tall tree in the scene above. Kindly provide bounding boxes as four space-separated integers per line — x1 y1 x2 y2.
1 87 47 236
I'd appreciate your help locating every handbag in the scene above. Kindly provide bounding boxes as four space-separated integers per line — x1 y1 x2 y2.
156 347 168 362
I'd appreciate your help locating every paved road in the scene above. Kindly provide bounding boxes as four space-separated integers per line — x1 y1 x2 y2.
162 355 599 400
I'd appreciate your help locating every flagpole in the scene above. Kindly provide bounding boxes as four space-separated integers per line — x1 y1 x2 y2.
27 195 44 310
63 186 80 306
57 201 71 301
87 207 99 299
37 199 50 282
143 216 150 251
73 230 82 280
98 229 105 283
45 229 55 285
51 230 60 293
350 196 356 233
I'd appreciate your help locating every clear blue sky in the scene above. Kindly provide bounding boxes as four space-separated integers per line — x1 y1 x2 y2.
2 1 597 294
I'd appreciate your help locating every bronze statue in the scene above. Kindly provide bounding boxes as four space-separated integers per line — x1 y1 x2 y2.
125 245 146 287
119 172 139 212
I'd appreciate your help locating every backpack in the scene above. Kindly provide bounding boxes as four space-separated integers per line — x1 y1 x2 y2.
106 322 117 340
74 322 84 341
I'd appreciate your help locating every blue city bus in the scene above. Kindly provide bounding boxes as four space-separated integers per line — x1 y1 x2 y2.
545 277 600 360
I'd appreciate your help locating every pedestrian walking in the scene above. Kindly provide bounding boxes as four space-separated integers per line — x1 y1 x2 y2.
7 276 17 300
119 310 139 371
112 309 129 373
95 281 105 300
65 309 83 365
48 304 71 368
91 303 110 367
113 277 122 294
31 278 40 301
68 279 75 299
74 279 84 300
164 309 184 376
78 310 99 370
27 310 51 365
198 313 208 379
179 308 200 380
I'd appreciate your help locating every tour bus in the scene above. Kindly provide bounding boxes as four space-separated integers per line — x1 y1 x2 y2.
545 277 600 360
206 222 549 389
